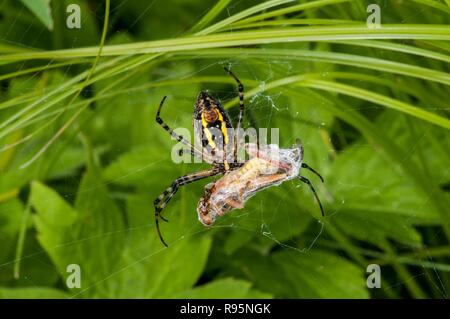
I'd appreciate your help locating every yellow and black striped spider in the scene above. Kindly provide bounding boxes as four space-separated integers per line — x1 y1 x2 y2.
154 68 324 247
154 68 244 246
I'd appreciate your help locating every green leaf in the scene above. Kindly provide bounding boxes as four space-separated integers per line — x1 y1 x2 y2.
328 144 440 221
0 287 67 299
326 110 448 246
20 0 53 30
376 111 450 187
0 198 60 287
112 193 212 298
0 198 24 276
220 248 298 298
30 181 77 228
103 145 170 187
327 143 432 245
0 198 23 238
272 250 369 298
173 278 273 298
31 149 126 297
334 212 422 247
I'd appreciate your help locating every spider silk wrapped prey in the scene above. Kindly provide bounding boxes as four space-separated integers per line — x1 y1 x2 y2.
197 142 303 226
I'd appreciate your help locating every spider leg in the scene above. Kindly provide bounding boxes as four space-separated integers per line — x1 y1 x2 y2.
178 148 195 158
224 68 244 163
154 167 222 247
156 96 213 163
299 176 325 217
301 163 325 183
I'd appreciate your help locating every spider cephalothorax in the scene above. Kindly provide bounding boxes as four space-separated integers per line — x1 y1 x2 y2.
193 91 233 165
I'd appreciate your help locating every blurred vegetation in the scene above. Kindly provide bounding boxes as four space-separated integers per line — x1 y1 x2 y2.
0 0 449 299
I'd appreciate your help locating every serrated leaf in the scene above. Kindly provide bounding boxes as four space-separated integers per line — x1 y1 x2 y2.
31 154 125 297
112 193 212 298
329 144 441 222
325 110 449 246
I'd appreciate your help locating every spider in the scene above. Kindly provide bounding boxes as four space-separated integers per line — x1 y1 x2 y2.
154 68 324 247
154 68 244 246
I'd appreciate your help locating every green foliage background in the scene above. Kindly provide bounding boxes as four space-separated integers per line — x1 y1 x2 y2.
0 0 449 299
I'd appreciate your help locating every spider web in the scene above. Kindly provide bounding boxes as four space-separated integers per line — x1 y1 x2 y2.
164 57 326 249
0 0 448 299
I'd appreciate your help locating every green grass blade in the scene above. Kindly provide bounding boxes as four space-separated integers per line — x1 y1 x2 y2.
299 79 450 129
190 0 233 33
195 0 294 35
2 25 450 61
177 48 450 85
232 0 354 27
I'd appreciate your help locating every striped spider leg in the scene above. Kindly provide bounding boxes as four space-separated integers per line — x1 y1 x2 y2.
154 96 222 246
156 96 215 164
223 67 245 163
248 140 325 217
154 166 223 247
248 140 325 216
